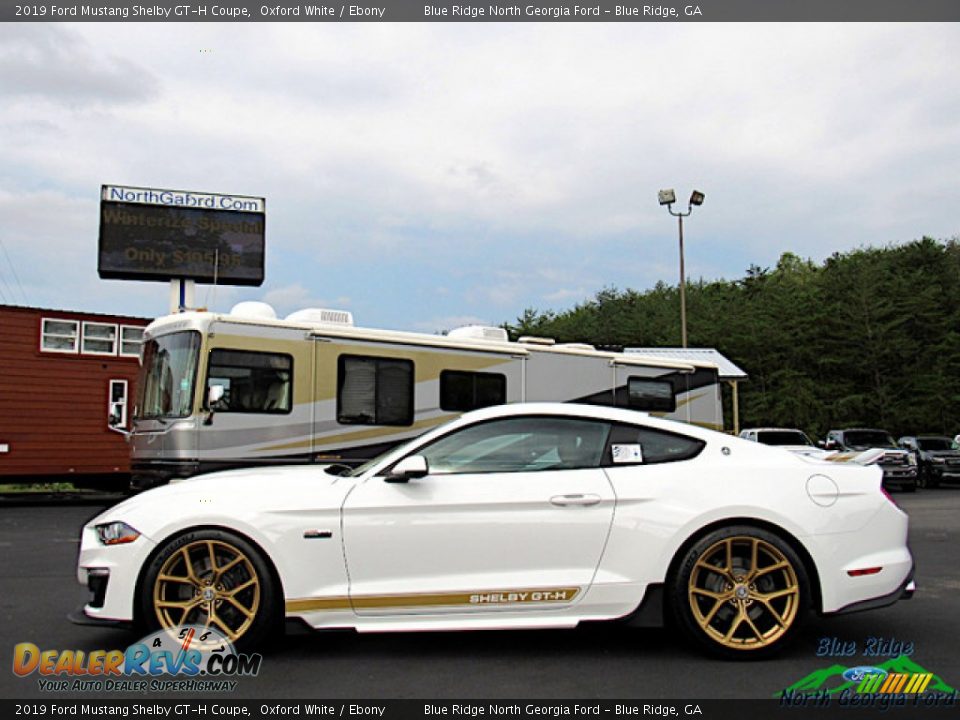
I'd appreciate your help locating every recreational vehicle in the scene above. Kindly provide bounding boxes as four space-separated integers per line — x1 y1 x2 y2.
122 302 723 489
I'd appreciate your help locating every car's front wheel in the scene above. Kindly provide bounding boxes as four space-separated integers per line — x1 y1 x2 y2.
140 528 279 651
671 526 809 659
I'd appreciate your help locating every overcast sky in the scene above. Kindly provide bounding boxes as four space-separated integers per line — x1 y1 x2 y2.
0 23 958 332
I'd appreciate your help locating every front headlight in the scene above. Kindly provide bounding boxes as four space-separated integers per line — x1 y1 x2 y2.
907 455 917 466
95 521 141 546
931 457 945 464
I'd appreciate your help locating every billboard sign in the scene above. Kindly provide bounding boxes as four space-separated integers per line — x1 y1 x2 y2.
98 185 266 286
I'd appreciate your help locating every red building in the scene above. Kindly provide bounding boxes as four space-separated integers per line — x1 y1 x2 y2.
0 304 151 489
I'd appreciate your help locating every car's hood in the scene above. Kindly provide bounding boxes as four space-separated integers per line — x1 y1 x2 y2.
91 464 354 537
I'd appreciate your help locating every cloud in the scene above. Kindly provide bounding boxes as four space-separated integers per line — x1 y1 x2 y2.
0 23 958 332
0 25 159 106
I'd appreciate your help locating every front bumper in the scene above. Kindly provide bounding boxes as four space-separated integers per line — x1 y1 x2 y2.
930 463 960 479
76 524 158 623
68 605 134 629
881 466 917 488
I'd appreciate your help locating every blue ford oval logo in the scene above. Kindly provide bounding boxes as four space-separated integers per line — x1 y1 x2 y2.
843 666 887 683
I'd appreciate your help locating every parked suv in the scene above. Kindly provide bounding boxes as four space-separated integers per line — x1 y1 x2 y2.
897 435 960 488
823 428 918 491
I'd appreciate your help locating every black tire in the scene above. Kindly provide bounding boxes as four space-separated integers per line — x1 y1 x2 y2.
670 525 810 660
917 469 928 490
140 528 280 652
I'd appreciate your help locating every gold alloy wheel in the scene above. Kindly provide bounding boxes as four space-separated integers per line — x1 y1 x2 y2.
153 539 261 643
687 536 800 650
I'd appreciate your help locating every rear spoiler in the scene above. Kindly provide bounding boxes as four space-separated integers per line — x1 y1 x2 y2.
820 448 887 465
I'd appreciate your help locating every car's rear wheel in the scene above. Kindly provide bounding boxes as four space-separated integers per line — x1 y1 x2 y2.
141 528 279 651
671 526 809 659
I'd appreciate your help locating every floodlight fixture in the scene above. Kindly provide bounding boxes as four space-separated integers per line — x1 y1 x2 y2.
658 187 706 348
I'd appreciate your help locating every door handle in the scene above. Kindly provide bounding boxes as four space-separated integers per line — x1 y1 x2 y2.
550 494 602 507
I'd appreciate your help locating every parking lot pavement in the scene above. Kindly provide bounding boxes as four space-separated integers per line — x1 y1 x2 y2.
1 490 957 700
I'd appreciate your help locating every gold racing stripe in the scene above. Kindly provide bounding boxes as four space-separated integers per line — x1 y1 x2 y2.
285 586 581 614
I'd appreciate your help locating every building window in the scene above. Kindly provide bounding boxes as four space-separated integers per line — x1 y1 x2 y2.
627 378 676 412
440 370 506 412
108 379 128 428
82 322 118 356
206 349 293 414
337 355 414 426
120 326 145 358
40 318 79 353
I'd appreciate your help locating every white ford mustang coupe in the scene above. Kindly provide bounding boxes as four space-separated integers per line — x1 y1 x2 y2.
74 403 914 658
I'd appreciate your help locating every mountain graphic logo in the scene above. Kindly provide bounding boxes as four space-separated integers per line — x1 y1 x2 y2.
778 655 955 697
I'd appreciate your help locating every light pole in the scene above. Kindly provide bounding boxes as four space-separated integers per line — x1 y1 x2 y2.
658 189 705 348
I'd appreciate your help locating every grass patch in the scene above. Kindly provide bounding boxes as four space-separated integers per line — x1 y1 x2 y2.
0 482 80 493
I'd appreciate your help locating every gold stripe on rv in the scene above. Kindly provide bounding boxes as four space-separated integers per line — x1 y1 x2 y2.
261 414 456 452
650 392 723 430
285 586 581 614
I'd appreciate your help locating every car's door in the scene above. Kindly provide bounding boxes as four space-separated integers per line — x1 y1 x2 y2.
341 415 616 616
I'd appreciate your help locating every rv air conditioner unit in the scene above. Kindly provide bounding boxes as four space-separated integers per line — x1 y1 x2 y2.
285 308 355 326
447 326 509 343
229 302 278 320
518 336 556 346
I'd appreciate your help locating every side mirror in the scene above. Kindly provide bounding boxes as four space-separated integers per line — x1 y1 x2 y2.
208 384 225 406
385 455 429 483
816 440 826 449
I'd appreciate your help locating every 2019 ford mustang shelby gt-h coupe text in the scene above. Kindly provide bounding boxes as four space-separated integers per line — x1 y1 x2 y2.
74 403 914 658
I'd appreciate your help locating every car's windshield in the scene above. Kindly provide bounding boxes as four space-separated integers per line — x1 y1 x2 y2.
323 447 402 478
844 430 897 449
917 437 954 451
136 331 201 419
757 430 813 446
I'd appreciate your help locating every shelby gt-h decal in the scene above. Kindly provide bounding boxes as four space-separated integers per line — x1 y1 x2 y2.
286 588 581 613
75 403 914 658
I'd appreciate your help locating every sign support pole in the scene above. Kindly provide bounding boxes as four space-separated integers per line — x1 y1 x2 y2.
169 278 196 314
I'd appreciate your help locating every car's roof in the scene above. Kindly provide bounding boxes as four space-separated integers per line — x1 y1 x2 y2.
448 402 719 441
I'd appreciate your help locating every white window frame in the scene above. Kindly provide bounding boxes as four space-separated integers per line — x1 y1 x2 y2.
108 379 128 429
40 318 80 354
82 321 119 356
119 325 145 358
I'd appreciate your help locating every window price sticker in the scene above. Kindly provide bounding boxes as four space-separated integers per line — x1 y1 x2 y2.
612 444 643 464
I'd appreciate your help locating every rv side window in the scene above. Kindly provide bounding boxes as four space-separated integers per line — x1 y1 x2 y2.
439 370 506 412
626 378 676 412
206 349 293 414
337 355 414 426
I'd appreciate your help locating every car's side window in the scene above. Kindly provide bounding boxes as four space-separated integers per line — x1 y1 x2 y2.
602 422 705 466
414 416 611 475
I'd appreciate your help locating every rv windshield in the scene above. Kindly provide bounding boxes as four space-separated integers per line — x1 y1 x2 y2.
136 331 201 419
